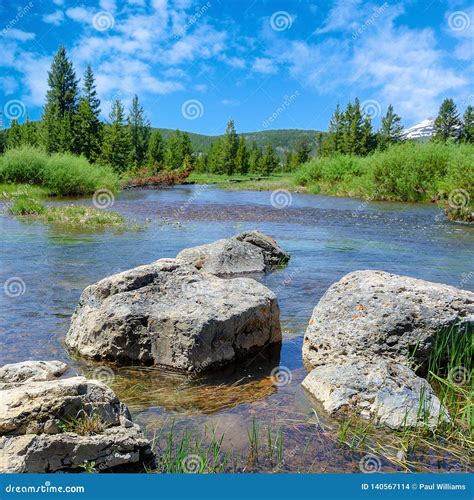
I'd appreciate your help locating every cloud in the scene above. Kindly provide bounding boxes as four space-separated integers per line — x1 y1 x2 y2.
315 0 362 34
252 57 277 74
66 7 93 24
42 11 65 26
2 29 35 42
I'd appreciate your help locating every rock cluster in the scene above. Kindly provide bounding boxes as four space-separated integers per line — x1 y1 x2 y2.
302 270 473 428
0 361 154 473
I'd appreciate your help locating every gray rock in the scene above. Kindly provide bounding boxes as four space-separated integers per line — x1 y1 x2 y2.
303 270 474 369
65 258 281 372
176 231 289 277
0 362 153 473
302 360 448 429
0 360 68 385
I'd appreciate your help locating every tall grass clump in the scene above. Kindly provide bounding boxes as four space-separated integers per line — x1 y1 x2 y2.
296 142 474 205
0 146 119 196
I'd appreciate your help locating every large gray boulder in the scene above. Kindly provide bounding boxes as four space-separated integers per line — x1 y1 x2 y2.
301 271 473 429
66 258 281 372
302 360 448 429
0 360 68 387
303 270 474 369
176 231 289 277
0 361 154 472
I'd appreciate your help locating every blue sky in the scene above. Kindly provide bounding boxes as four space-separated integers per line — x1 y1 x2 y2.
0 0 473 135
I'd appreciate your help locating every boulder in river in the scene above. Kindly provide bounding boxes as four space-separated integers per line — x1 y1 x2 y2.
176 231 289 277
301 270 473 429
66 258 281 372
303 270 474 369
0 361 154 473
302 360 448 429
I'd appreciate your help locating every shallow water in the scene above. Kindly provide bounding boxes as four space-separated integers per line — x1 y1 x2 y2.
1 186 473 472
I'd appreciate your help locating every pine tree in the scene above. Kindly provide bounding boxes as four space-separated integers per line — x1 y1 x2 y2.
360 115 375 155
259 144 279 175
235 135 249 174
343 98 364 155
7 119 22 149
433 98 461 142
101 100 131 172
293 135 312 167
460 105 474 144
147 130 165 171
378 104 403 150
42 46 79 153
221 119 239 176
163 130 193 170
77 64 101 162
20 114 38 146
248 141 262 174
127 94 151 168
324 104 344 155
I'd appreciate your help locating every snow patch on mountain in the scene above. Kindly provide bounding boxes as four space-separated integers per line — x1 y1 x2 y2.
402 118 435 140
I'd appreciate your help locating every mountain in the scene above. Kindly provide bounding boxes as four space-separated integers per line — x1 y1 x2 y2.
155 128 323 155
402 118 435 140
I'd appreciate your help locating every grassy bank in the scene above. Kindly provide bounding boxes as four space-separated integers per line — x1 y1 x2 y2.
0 146 119 196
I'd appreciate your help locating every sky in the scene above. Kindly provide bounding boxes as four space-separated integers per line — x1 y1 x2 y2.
0 0 473 135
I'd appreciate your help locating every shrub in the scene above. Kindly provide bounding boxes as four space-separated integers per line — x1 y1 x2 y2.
0 146 119 196
0 146 48 184
8 197 46 215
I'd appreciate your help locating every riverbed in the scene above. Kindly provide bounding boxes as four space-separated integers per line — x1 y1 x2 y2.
1 186 472 472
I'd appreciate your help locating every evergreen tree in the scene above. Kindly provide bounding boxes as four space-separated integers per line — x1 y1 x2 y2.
460 105 474 144
235 135 249 174
259 144 279 175
146 130 165 170
221 119 239 175
101 99 131 172
292 135 312 167
324 104 344 155
42 46 79 153
163 130 193 170
248 141 262 174
7 119 22 149
342 98 364 155
20 114 38 146
360 115 375 155
77 64 101 162
206 139 225 174
433 98 461 142
378 104 403 149
284 150 293 172
127 94 151 167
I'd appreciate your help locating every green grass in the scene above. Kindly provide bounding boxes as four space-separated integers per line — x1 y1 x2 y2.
8 198 125 227
295 142 474 209
58 410 105 436
0 183 49 200
0 146 119 196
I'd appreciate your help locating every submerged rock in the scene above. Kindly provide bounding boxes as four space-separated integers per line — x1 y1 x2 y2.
66 258 281 372
302 360 448 429
303 270 474 369
0 361 154 473
176 231 289 277
301 270 473 429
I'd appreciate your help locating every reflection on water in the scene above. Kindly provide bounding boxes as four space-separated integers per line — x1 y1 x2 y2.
1 186 473 472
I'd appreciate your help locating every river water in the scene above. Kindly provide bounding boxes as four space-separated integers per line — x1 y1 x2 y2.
1 186 472 472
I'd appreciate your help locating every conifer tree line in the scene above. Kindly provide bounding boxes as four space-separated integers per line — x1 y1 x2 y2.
2 46 473 174
323 97 474 157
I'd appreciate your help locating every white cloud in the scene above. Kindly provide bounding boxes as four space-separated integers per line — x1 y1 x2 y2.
0 76 18 95
2 29 35 42
66 7 93 23
43 10 65 26
252 57 277 74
